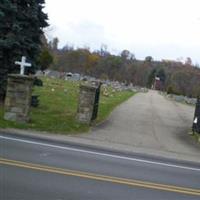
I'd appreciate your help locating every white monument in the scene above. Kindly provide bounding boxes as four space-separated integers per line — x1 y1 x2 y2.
15 56 32 75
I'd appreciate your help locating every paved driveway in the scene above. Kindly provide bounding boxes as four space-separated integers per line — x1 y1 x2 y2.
80 90 200 160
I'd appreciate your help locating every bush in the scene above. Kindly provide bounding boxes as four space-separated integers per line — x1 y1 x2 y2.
33 78 43 86
167 85 174 94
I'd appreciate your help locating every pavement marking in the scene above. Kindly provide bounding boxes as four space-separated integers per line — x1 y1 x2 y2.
0 157 200 196
1 135 200 172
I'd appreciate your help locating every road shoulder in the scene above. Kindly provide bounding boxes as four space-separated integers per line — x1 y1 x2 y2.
1 128 200 165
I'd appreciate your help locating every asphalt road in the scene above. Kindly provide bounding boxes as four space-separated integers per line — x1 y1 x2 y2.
0 132 200 200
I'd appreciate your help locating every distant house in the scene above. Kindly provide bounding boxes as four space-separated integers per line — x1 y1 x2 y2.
153 77 163 90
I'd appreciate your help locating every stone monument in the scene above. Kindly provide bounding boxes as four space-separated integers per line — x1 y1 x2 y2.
4 56 34 123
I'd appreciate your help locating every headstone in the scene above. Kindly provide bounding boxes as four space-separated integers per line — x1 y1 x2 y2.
77 83 101 124
4 74 34 123
65 73 81 81
31 95 39 107
103 87 109 97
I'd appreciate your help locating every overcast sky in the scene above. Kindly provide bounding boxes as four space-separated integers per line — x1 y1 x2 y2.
44 0 200 64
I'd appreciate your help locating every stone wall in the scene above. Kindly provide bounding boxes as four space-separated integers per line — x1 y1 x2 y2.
167 94 196 105
4 74 34 123
77 84 98 124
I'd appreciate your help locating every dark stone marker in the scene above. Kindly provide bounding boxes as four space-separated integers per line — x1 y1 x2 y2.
192 97 200 134
31 95 39 107
91 84 101 121
4 74 34 123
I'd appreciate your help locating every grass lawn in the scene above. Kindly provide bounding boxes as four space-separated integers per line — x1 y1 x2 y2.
0 77 135 134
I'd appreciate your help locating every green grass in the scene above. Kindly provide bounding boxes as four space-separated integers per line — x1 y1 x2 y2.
192 132 200 143
96 87 134 124
0 77 135 134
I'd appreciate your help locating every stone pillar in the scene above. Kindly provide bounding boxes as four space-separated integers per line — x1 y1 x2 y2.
77 84 97 124
4 74 34 123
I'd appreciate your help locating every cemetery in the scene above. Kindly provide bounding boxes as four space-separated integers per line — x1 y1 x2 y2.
0 67 135 133
0 0 199 146
41 69 148 93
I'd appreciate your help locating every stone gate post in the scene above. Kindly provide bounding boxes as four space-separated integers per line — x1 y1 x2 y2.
4 74 34 123
76 84 98 124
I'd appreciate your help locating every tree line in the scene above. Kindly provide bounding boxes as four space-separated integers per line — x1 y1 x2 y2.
48 39 200 98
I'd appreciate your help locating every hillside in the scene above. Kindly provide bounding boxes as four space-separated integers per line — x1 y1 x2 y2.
48 45 200 98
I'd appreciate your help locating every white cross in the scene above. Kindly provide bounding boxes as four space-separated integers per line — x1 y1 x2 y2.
15 56 32 75
194 117 198 124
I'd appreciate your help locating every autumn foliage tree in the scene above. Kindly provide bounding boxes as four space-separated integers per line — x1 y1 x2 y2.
47 42 200 97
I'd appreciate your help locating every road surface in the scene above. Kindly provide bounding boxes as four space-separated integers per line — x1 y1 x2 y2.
1 132 200 199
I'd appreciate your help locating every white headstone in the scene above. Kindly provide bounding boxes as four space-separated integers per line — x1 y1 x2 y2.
15 56 32 75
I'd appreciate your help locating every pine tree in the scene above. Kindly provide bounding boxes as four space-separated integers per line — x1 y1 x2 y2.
0 0 48 101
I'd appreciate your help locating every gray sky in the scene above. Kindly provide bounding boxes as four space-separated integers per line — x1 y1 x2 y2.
44 0 200 64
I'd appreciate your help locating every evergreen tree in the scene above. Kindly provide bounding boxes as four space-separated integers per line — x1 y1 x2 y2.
39 48 53 71
157 68 166 83
0 0 48 101
147 68 156 88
